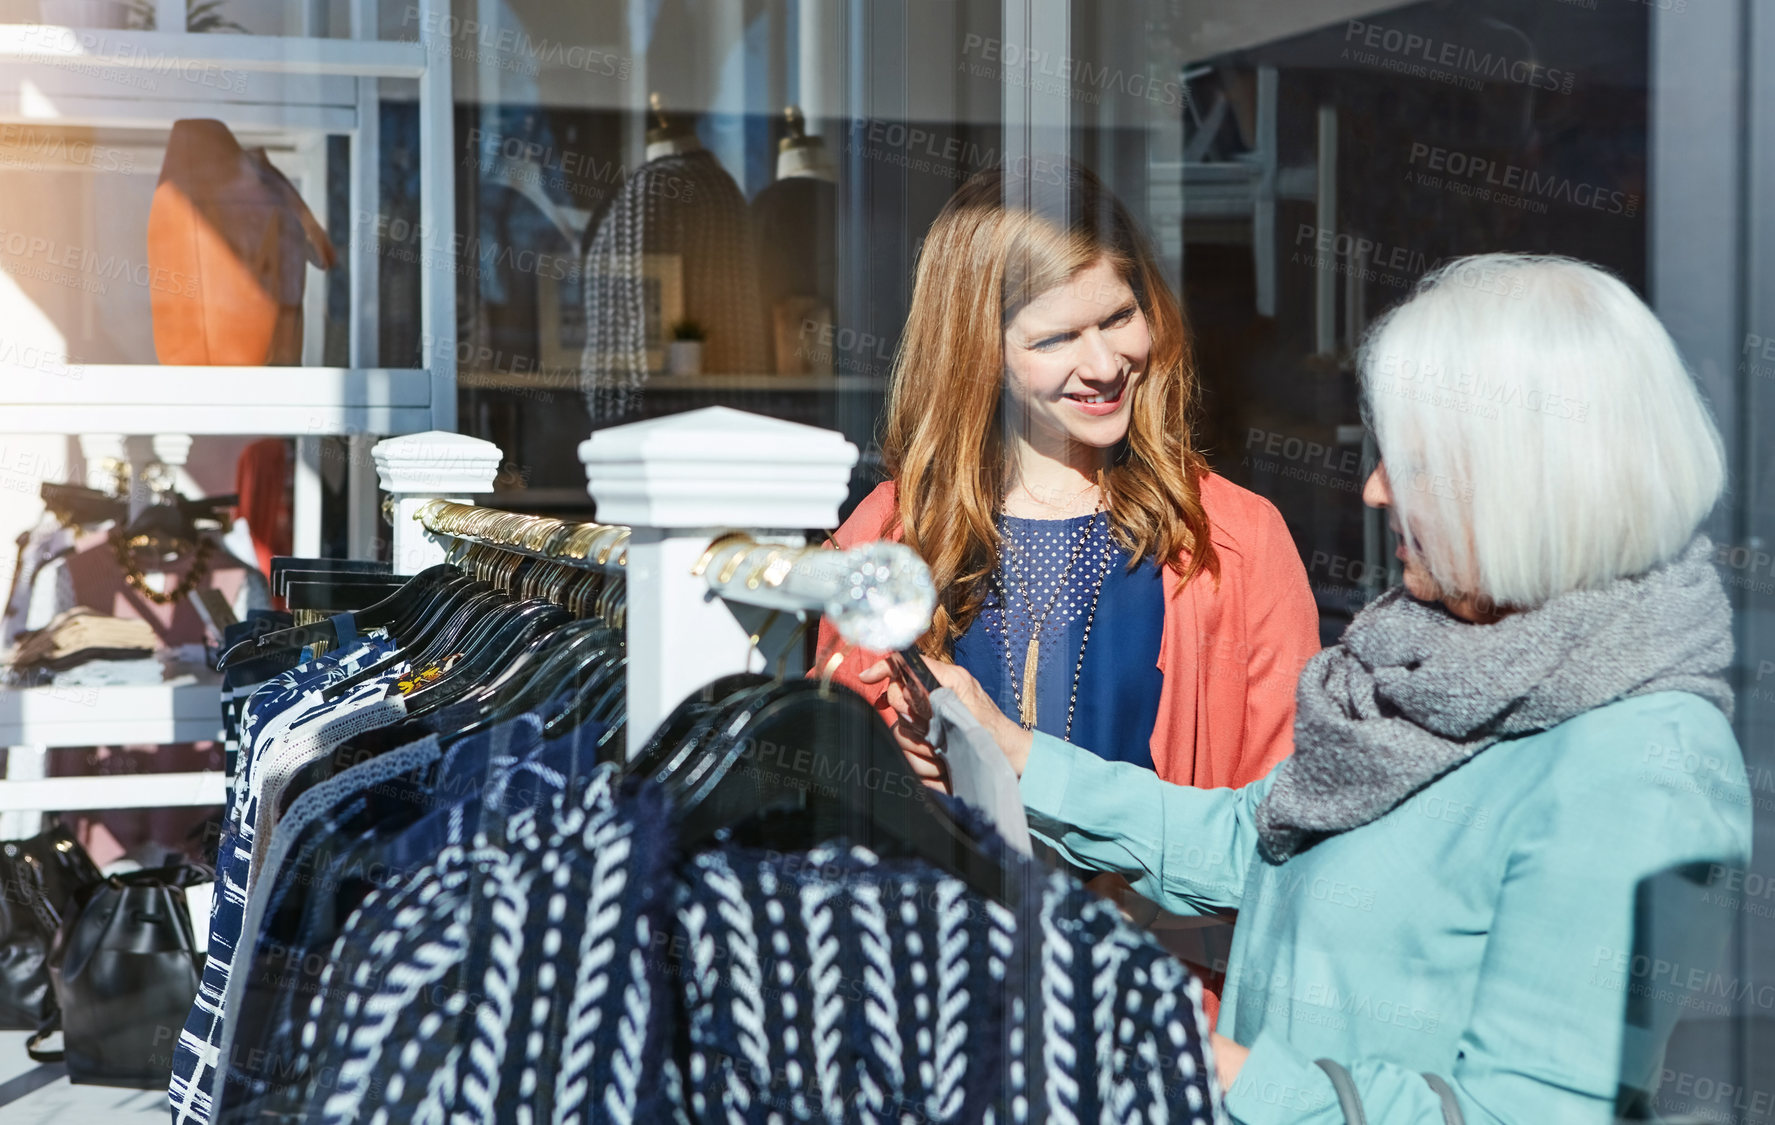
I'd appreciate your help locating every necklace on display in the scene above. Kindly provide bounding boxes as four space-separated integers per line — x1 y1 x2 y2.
995 502 1112 739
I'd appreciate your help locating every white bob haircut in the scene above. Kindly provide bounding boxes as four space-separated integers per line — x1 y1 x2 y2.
1358 253 1725 608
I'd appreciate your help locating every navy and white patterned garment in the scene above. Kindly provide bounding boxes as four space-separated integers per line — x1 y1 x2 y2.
673 838 1224 1125
170 635 398 1125
292 760 681 1125
200 694 1219 1125
214 714 581 1124
236 638 396 792
208 734 447 1124
207 671 410 1113
290 814 1218 1123
223 715 580 1124
244 678 409 886
387 743 645 1125
218 611 298 781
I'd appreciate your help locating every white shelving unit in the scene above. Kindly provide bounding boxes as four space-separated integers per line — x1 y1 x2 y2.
0 0 460 535
0 1 457 831
0 674 228 839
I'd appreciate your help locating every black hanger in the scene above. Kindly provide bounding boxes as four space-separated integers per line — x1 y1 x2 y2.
538 648 628 740
317 583 510 700
445 620 620 738
385 573 485 650
403 601 572 717
215 563 465 669
626 674 772 793
285 578 411 613
269 556 392 597
671 680 1022 907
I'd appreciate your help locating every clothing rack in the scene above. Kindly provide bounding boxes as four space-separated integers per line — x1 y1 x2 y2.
375 406 925 755
416 500 632 570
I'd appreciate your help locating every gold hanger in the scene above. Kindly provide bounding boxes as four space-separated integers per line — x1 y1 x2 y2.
817 644 849 698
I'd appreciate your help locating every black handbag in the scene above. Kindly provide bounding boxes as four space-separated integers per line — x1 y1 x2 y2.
42 863 208 1087
0 825 102 1029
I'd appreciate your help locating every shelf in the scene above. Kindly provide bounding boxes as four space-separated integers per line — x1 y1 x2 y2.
0 5 458 548
0 770 226 811
647 373 884 393
0 25 427 78
0 87 358 132
0 58 373 133
1 366 435 435
0 675 222 748
461 370 883 394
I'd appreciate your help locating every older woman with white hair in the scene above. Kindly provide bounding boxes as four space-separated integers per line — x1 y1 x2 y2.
866 253 1750 1122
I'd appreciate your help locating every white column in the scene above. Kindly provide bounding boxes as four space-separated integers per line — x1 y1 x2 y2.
121 434 157 520
796 0 841 132
293 436 323 557
372 431 503 575
581 406 858 758
349 0 384 562
152 432 195 501
417 0 457 434
77 433 125 494
346 434 379 559
0 746 46 838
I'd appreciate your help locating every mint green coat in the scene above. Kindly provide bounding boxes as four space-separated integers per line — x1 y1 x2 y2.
1020 691 1752 1123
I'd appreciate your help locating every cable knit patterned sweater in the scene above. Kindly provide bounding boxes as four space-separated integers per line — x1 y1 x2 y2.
285 761 1221 1124
675 840 1223 1125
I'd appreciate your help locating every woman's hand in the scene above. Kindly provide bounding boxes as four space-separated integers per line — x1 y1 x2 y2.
859 654 1034 779
1210 1033 1249 1091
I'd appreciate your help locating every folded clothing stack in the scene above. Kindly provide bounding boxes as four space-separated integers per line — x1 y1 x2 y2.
6 606 161 685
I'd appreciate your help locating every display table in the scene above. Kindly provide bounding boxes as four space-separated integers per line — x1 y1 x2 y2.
0 674 227 838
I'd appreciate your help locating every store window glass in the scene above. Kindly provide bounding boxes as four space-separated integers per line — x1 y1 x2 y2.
2 0 1770 1119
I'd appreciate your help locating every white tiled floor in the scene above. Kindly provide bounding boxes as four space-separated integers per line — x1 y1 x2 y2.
0 1031 167 1123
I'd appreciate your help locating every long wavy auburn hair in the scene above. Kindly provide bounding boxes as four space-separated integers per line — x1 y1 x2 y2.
882 159 1219 657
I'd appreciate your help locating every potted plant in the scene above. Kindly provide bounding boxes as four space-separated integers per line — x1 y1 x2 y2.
666 320 705 376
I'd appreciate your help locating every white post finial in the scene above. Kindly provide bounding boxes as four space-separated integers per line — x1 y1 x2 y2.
77 433 126 494
581 406 859 756
373 430 503 574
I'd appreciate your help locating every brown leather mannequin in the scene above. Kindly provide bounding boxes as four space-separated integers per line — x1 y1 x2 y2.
147 119 337 365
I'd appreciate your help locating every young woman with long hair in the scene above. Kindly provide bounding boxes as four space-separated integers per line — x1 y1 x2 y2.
819 161 1320 1004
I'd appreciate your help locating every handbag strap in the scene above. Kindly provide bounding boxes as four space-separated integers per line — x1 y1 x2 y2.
1314 1059 1368 1125
25 1015 63 1065
1423 1073 1465 1124
15 854 62 935
1314 1059 1465 1125
113 861 213 889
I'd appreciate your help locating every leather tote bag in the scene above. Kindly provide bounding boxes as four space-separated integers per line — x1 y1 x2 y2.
0 825 102 1029
45 864 208 1087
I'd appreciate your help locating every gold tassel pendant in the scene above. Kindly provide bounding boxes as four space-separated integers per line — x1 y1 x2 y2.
1020 635 1040 728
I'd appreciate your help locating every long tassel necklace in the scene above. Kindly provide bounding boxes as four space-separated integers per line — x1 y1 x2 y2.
995 504 1112 739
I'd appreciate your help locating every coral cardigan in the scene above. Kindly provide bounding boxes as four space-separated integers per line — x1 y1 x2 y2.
816 472 1322 790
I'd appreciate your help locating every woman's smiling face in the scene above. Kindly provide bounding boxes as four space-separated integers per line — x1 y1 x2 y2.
1001 256 1152 455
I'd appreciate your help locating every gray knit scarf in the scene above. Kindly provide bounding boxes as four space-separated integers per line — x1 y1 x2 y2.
1255 534 1734 862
